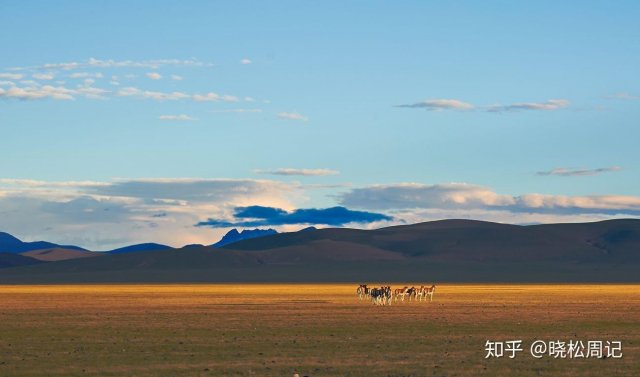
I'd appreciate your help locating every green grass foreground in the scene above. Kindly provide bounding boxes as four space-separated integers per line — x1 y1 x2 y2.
0 284 638 376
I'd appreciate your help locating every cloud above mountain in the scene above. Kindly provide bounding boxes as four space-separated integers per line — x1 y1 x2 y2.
0 178 301 249
255 168 339 176
1 178 639 250
338 182 640 216
196 205 392 227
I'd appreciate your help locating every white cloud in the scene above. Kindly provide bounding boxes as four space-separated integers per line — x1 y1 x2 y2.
170 74 183 81
193 92 221 102
76 86 110 100
115 87 245 102
0 73 24 80
339 182 640 216
255 168 339 176
0 179 109 188
159 114 198 121
39 62 80 70
0 85 75 100
116 87 140 96
116 86 189 101
87 58 213 69
193 92 239 102
0 177 300 249
340 183 514 210
537 166 622 177
240 58 252 65
277 112 308 121
487 99 570 112
221 94 239 102
515 194 640 212
0 80 110 101
397 98 571 112
143 90 190 100
146 72 162 80
9 58 214 73
397 99 475 111
32 73 55 80
69 72 103 79
210 108 262 113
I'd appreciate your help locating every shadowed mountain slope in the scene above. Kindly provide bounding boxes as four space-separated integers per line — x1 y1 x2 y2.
224 219 640 263
0 252 44 268
0 219 638 283
21 248 103 262
107 243 173 254
212 228 278 247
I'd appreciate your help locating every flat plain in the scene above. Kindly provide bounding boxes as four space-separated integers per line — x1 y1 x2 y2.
0 284 638 376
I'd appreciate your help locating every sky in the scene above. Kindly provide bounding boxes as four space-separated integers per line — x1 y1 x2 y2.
1 1 639 249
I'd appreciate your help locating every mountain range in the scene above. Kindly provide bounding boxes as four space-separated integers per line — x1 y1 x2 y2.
212 228 278 247
0 219 638 283
0 231 87 254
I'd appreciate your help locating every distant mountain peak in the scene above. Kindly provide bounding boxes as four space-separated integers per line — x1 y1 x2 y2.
108 243 172 254
0 231 23 246
0 231 86 254
212 228 278 248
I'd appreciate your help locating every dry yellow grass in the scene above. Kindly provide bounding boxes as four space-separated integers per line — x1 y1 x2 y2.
0 284 638 376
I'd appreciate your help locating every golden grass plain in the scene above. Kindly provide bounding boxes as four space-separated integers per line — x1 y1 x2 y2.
0 284 638 376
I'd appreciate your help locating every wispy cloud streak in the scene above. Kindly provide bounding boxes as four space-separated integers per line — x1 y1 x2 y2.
255 168 339 176
536 166 622 177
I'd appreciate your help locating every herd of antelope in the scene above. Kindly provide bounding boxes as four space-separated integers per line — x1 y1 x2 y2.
356 284 436 305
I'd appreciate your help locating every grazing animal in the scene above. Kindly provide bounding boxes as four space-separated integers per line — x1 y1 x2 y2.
394 286 408 302
406 287 418 301
358 284 436 305
416 285 428 301
383 286 392 305
370 287 383 305
424 284 436 302
370 286 392 306
356 284 368 300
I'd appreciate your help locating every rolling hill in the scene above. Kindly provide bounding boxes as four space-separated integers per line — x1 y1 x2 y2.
0 219 638 283
0 232 87 254
223 219 640 263
21 248 103 262
0 252 44 268
107 243 173 254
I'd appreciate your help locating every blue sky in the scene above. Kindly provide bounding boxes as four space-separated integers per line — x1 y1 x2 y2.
1 1 639 249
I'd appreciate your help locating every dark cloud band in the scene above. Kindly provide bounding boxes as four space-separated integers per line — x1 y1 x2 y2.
195 205 392 228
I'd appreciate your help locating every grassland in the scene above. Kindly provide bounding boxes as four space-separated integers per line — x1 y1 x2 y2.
0 284 638 376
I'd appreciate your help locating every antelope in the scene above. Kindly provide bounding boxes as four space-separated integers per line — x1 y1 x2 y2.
424 284 436 302
370 286 392 306
393 286 409 302
356 284 368 300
